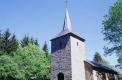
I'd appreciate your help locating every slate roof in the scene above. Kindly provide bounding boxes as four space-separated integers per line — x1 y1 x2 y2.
54 29 71 39
63 8 72 31
51 30 85 42
51 7 85 41
85 60 118 74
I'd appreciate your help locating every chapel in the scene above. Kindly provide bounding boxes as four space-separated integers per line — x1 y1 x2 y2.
50 7 118 80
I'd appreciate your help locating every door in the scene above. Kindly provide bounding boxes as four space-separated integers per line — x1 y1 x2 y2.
58 73 64 80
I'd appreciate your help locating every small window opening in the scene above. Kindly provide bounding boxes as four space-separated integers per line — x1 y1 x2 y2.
77 42 78 46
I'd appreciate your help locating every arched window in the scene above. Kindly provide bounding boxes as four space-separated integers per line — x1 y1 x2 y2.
58 73 64 80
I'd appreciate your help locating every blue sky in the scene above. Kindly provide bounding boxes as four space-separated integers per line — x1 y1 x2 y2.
0 0 118 65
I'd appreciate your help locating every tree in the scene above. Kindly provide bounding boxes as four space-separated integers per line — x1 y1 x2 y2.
21 35 39 47
42 41 49 56
93 52 103 63
118 74 122 80
0 44 51 80
20 35 29 47
1 29 11 53
93 52 114 69
0 54 25 80
1 29 18 54
15 44 50 80
34 39 39 46
0 31 2 51
102 0 122 69
10 34 19 54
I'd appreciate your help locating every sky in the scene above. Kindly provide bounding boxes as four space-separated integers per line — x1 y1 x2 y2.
0 0 118 65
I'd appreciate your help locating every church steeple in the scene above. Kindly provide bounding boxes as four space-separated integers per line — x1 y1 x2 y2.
63 8 72 32
51 3 86 80
51 7 73 40
51 3 85 42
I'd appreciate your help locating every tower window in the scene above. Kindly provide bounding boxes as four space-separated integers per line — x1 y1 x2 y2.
77 42 78 46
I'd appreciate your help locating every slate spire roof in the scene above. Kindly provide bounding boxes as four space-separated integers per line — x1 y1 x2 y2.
51 8 72 40
51 7 85 41
63 8 72 32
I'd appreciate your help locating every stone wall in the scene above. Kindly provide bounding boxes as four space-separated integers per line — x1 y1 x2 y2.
51 36 72 80
51 34 86 80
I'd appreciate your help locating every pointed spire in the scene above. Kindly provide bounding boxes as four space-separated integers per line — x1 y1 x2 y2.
63 8 72 32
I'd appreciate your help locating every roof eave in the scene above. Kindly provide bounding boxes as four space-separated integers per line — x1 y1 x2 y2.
50 32 85 42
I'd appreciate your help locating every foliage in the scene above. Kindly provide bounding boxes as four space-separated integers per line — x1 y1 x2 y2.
0 44 51 80
1 29 18 54
15 44 50 80
118 74 122 80
10 34 19 54
0 54 25 80
102 0 122 69
0 28 50 79
21 35 39 47
93 52 115 69
0 31 2 51
42 41 49 56
93 52 103 63
116 53 122 69
43 41 48 53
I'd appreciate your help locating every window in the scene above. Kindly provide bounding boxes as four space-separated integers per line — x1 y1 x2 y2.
77 42 78 46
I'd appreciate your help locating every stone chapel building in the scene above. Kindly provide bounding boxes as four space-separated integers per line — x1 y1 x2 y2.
50 7 118 80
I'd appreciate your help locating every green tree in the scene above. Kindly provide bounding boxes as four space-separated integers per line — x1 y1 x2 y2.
1 29 18 54
1 29 11 53
93 52 114 69
102 0 122 69
10 34 19 54
15 44 50 80
21 35 39 47
0 54 25 80
93 52 103 63
0 44 50 80
118 74 122 80
0 31 2 51
42 41 49 56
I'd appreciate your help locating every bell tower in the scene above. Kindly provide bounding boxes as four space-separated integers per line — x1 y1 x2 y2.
51 7 86 80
